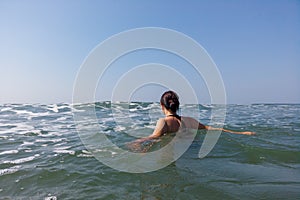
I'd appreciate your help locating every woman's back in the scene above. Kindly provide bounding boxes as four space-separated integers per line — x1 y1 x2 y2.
161 115 202 135
164 115 181 133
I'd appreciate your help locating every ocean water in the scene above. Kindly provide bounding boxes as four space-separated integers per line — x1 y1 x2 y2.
0 102 299 199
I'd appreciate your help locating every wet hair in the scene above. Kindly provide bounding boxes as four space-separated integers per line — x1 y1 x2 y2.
160 90 180 113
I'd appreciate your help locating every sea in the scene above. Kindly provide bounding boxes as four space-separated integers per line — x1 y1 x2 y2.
0 102 299 200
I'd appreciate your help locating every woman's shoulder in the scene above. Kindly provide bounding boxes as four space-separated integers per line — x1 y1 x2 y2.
181 116 197 121
158 117 166 122
156 118 167 126
181 116 200 129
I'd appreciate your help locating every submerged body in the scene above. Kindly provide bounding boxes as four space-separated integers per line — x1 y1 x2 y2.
129 91 254 150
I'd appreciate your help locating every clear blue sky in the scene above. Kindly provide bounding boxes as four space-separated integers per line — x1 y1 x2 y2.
0 0 299 104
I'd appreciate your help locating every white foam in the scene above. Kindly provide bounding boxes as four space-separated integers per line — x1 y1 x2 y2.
54 146 72 150
20 141 34 146
3 154 38 164
13 110 33 115
0 150 18 155
53 149 75 155
35 138 64 143
13 109 51 120
76 149 93 157
82 150 91 154
0 107 12 112
0 166 21 176
39 131 62 138
5 124 35 135
76 153 93 158
44 196 57 200
53 141 68 147
114 126 126 132
56 116 68 121
47 104 59 113
0 135 8 139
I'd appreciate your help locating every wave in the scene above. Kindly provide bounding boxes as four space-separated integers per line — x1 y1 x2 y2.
0 102 299 198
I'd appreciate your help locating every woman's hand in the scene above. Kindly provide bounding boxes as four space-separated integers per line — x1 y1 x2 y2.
239 131 256 135
126 137 160 153
206 126 256 136
126 140 143 152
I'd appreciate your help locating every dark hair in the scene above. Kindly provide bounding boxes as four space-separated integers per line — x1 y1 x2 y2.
160 90 180 113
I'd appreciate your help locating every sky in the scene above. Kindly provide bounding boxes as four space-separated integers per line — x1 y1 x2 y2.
0 0 299 104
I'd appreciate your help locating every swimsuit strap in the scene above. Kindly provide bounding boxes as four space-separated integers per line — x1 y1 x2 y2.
165 114 186 131
167 114 181 121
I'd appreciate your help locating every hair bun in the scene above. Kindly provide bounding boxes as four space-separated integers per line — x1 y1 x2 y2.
160 90 180 113
169 102 176 110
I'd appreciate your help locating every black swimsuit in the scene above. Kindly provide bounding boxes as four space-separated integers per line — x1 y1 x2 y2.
164 114 184 134
167 114 181 121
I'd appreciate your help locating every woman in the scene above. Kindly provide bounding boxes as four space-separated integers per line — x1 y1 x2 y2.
132 90 255 145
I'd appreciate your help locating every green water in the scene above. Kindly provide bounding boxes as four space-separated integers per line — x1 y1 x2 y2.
0 103 299 199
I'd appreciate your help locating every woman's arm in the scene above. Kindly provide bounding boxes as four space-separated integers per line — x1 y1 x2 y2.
126 119 166 151
132 118 166 143
198 123 255 135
